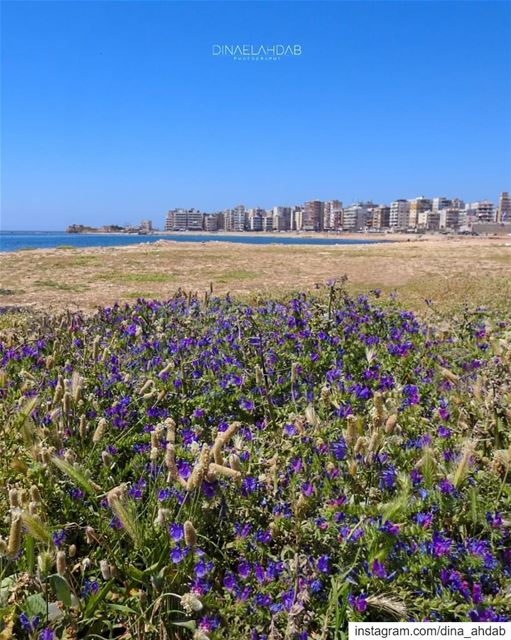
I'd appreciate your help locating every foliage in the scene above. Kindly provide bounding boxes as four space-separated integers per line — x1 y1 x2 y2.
0 283 510 639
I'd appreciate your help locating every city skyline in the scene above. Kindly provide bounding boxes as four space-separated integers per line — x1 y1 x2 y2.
4 189 509 232
2 1 510 231
64 191 509 235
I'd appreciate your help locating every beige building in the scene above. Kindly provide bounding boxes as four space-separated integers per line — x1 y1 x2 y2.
369 205 390 229
302 200 324 231
323 200 342 230
409 197 432 228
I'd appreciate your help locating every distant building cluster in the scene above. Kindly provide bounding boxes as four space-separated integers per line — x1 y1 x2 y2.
164 192 511 234
67 219 155 235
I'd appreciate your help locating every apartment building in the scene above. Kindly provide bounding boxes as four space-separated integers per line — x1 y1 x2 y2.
302 200 324 231
432 197 451 212
390 199 410 229
165 209 203 231
323 200 342 230
342 204 367 231
439 208 460 230
224 205 247 231
369 205 390 230
272 206 292 231
497 192 511 223
203 214 218 232
409 197 432 228
473 201 495 223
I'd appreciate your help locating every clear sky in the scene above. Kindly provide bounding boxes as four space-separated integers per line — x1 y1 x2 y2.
1 1 510 230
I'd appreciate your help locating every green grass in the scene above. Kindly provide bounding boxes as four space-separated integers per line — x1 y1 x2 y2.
125 291 159 299
216 269 257 283
99 272 177 284
33 280 89 292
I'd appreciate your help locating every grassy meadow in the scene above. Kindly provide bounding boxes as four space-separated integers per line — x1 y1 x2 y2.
1 237 510 314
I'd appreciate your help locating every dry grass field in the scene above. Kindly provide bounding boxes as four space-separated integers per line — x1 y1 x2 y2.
1 236 510 314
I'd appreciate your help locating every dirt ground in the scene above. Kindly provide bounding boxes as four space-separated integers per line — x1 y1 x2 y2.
1 236 510 314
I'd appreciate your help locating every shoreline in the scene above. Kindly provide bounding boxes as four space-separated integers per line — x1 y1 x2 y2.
1 230 500 256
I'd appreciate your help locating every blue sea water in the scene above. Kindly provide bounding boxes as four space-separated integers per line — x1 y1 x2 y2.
0 231 392 252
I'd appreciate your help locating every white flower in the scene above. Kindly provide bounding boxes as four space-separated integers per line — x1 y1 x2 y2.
180 592 203 615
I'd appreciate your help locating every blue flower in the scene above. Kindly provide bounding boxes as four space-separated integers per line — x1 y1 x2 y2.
52 529 66 547
348 593 367 612
301 482 314 497
317 555 330 574
169 523 184 541
371 559 387 579
241 477 257 495
331 438 347 460
237 560 251 579
170 545 186 564
19 613 40 633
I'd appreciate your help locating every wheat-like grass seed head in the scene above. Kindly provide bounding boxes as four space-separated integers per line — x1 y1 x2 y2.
184 520 197 547
56 550 67 576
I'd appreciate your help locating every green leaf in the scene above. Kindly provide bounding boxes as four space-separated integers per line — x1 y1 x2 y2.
107 603 138 614
0 576 16 608
25 535 35 573
50 574 72 608
23 593 47 618
171 620 197 630
126 564 146 583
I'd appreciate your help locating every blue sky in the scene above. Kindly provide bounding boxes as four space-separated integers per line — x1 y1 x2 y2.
1 1 510 230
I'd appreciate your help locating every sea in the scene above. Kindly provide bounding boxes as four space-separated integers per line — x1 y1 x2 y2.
0 231 392 253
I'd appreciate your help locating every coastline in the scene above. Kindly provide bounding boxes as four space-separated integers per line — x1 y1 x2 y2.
70 229 431 241
1 229 493 255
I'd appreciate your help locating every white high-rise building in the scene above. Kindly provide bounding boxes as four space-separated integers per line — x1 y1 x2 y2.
472 201 495 223
390 199 410 229
272 206 292 231
166 209 203 231
432 197 451 212
225 205 247 231
439 208 460 230
342 204 367 230
497 192 511 223
323 200 342 230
